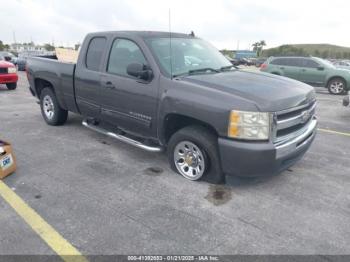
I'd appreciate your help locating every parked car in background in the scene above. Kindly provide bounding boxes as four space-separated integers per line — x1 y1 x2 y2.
333 61 350 70
16 57 27 71
237 57 254 66
0 51 17 65
260 56 350 94
225 56 239 66
255 58 266 67
0 59 18 90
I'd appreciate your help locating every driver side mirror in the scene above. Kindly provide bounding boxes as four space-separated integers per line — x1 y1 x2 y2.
317 66 324 71
127 63 153 81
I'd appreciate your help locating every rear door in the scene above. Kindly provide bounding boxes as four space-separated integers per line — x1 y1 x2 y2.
75 36 107 118
298 58 326 86
99 38 159 138
270 58 300 80
281 58 302 80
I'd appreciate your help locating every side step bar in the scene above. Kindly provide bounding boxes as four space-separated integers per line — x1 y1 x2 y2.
82 120 163 152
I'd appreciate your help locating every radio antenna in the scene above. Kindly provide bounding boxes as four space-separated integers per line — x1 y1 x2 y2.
169 8 173 79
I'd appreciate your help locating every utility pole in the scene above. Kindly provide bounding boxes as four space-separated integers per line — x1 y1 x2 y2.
236 40 240 51
12 31 17 44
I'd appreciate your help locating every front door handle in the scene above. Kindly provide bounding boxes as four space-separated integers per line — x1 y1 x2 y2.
280 67 285 70
104 81 116 89
301 69 306 72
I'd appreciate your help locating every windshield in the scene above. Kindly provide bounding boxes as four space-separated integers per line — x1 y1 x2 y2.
145 37 232 77
314 57 336 69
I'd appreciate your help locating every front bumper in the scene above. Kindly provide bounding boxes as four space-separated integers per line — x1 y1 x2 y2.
343 95 350 107
218 117 317 177
0 73 18 84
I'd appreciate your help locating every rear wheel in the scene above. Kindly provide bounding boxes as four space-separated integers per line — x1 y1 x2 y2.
327 78 346 95
167 126 224 184
6 83 17 90
40 88 68 125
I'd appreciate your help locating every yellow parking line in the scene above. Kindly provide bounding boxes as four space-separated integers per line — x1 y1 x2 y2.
318 128 350 137
0 181 88 262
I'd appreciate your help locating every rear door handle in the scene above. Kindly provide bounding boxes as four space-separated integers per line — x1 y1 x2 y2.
301 69 306 72
104 81 116 89
280 67 285 70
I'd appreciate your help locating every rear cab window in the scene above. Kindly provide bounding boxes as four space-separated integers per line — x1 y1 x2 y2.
86 37 107 71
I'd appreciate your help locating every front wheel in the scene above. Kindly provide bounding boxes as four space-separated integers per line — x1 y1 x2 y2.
167 126 224 184
6 83 17 90
327 78 346 95
40 88 68 125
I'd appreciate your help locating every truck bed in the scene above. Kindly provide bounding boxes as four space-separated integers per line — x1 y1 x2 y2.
27 57 78 113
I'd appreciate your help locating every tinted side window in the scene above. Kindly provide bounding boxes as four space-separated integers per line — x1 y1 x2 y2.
287 58 303 67
302 59 319 68
86 37 107 71
271 58 287 66
107 39 147 77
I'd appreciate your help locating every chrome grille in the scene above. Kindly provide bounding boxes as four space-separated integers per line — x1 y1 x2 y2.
273 100 316 145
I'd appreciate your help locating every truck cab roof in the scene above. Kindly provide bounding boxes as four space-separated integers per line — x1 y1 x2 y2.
86 30 197 39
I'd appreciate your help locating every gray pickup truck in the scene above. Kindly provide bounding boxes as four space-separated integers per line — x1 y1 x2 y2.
26 31 317 183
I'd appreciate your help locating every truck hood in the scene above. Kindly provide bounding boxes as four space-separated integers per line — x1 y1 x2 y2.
181 70 315 112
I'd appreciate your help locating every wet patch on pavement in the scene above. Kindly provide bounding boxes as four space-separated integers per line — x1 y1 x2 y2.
205 184 232 206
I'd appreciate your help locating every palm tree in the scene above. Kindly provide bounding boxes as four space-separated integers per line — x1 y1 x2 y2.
252 41 267 57
252 42 260 52
258 40 266 57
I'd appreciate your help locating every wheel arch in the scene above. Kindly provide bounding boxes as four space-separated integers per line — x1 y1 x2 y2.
160 113 219 145
34 78 67 110
326 76 348 89
34 78 55 98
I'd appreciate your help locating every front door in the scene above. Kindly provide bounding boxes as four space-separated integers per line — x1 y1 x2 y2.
99 38 158 138
298 58 326 86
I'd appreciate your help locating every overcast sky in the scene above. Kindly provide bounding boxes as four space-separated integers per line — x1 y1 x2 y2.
1 0 349 49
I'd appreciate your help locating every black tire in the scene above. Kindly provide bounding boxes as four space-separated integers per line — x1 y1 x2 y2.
167 125 224 184
40 88 68 126
6 83 17 90
327 78 346 95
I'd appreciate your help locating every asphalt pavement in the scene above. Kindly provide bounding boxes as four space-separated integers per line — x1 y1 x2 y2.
0 71 349 256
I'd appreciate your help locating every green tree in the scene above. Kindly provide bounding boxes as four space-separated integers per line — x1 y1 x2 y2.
252 40 267 57
321 50 329 58
258 40 266 57
44 43 55 51
0 40 4 51
252 42 260 52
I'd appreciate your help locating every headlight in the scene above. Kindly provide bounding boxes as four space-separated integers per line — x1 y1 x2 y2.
8 67 17 74
228 110 271 140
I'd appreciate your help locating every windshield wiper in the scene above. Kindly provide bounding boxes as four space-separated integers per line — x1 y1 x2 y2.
188 68 220 74
219 65 238 71
173 68 219 78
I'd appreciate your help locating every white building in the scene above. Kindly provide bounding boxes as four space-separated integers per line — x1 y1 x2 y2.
10 42 46 53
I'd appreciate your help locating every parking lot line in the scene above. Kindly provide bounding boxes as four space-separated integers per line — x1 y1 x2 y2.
318 128 350 137
0 181 88 262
